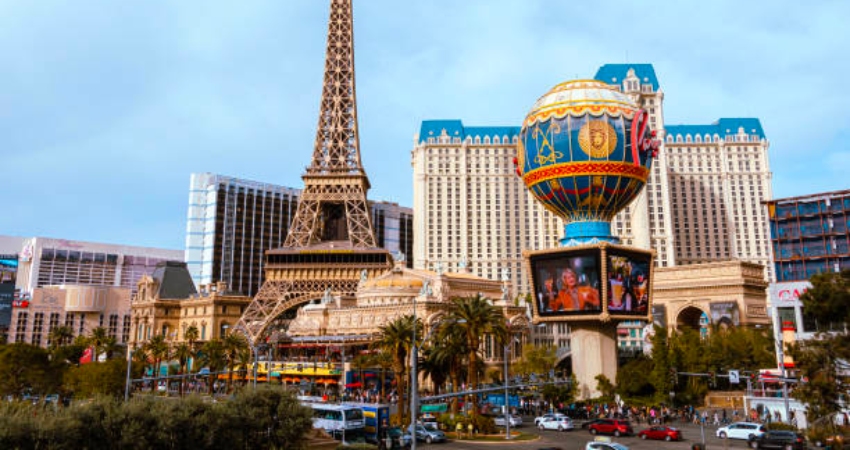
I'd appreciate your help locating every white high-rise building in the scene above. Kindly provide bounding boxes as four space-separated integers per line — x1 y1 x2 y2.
411 122 563 298
413 63 774 352
665 120 774 280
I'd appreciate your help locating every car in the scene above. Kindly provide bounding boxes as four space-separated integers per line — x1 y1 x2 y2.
716 422 767 441
386 426 412 448
535 413 568 426
587 419 634 437
582 418 608 429
637 425 682 442
494 414 523 428
408 424 446 444
748 430 806 449
539 416 574 432
585 436 630 450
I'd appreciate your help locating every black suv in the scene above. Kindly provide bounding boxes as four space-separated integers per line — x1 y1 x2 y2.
748 430 806 450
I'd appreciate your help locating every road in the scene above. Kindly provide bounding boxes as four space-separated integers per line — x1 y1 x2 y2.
429 418 769 450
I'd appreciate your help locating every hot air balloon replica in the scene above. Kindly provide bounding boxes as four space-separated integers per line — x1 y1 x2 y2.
517 80 660 398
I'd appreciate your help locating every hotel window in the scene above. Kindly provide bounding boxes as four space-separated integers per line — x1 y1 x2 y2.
16 312 28 343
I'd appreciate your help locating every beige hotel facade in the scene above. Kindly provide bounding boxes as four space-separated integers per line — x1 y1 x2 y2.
412 64 774 347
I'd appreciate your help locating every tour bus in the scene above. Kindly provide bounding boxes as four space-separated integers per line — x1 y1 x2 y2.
306 403 366 444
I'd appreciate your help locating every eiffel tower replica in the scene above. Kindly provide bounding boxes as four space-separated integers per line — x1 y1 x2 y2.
236 0 392 345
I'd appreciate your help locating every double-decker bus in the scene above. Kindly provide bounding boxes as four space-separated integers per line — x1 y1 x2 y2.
306 403 365 444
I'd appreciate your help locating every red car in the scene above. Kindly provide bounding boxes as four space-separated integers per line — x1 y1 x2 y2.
587 419 634 437
637 425 682 441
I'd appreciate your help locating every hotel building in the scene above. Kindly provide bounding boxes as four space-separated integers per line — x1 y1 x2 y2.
412 63 774 350
765 189 850 348
185 173 413 298
0 235 182 346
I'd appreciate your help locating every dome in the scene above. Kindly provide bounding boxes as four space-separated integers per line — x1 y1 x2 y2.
515 79 659 244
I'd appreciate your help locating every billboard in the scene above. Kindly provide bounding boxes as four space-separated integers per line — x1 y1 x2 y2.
530 249 602 317
526 243 653 322
606 249 651 315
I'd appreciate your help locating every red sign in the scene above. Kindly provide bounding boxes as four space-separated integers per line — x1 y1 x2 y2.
12 300 29 308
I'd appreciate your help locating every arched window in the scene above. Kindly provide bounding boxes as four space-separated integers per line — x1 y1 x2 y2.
704 134 712 143
695 135 702 143
685 135 692 143
493 135 500 144
474 136 481 144
676 135 683 143
483 136 491 145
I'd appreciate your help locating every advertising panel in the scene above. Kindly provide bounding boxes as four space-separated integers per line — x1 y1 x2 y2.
768 281 811 307
606 249 651 315
710 301 740 326
530 249 602 317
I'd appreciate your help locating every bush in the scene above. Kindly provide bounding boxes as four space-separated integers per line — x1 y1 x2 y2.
0 387 313 450
335 444 377 450
766 422 797 431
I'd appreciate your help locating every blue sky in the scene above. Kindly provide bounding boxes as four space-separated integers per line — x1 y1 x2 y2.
2 1 848 251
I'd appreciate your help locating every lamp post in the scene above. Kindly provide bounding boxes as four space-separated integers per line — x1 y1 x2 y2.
124 346 133 401
411 290 418 450
504 341 511 440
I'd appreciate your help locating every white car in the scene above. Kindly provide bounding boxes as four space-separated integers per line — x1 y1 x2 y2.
585 437 629 450
494 414 523 427
715 421 766 440
538 416 574 432
535 413 568 426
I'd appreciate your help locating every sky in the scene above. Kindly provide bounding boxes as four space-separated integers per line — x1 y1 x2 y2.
2 0 849 251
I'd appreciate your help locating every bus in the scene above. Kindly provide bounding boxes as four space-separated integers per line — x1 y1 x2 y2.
342 403 390 444
306 403 366 444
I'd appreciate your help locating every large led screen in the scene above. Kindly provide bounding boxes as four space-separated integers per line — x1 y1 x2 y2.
606 249 651 315
530 250 602 316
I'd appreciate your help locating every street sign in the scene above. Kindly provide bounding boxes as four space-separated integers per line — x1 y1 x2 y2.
728 370 740 384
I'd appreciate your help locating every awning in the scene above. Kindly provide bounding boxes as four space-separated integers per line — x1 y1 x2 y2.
345 382 362 388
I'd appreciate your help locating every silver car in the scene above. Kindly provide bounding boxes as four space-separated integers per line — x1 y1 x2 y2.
494 414 523 427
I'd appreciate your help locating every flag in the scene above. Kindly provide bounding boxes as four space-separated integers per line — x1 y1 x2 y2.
79 347 94 364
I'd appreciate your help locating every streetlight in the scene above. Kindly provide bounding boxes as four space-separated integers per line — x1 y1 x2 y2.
124 346 134 401
504 333 520 440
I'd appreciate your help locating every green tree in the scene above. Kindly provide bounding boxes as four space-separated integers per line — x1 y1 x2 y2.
789 270 850 425
223 333 249 392
144 334 170 393
199 339 227 395
446 294 507 416
616 354 656 399
0 343 56 398
172 342 193 397
184 325 199 348
594 374 616 402
88 326 110 362
431 320 469 413
48 325 74 349
64 358 127 397
512 344 556 379
373 314 420 426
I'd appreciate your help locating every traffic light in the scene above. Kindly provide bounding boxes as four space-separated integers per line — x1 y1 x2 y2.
708 371 716 388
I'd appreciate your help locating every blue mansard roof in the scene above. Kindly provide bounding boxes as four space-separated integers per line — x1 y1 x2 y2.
594 64 660 90
418 120 521 144
666 118 765 140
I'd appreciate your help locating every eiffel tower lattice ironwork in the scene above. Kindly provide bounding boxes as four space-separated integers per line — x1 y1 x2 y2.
235 0 391 345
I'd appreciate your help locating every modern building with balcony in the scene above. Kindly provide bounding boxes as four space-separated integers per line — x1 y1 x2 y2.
765 189 850 344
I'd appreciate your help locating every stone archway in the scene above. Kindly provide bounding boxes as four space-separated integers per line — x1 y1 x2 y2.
676 305 706 331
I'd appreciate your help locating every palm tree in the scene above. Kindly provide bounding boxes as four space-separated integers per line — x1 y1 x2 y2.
447 295 507 416
432 322 469 413
374 351 393 402
48 325 74 350
172 342 193 397
184 325 199 349
223 333 249 392
199 339 227 395
373 314 421 426
144 334 170 394
88 326 109 362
